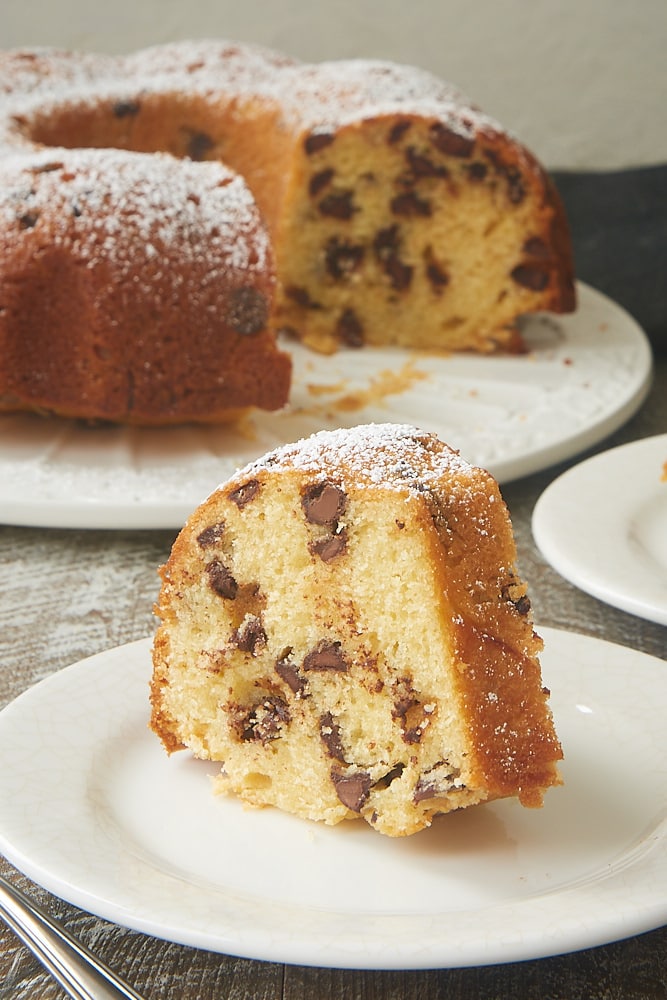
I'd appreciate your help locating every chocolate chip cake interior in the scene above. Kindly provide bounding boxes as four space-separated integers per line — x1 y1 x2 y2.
273 85 575 353
150 423 562 837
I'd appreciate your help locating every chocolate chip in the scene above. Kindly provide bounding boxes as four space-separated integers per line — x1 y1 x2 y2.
336 308 364 347
506 169 525 205
426 262 449 291
392 691 420 721
301 482 347 526
372 225 414 291
331 771 371 812
303 641 348 673
225 287 269 335
384 257 413 291
18 212 38 229
374 224 400 261
405 146 448 180
502 582 532 614
320 712 345 761
310 529 348 562
196 522 226 548
413 761 462 803
186 130 215 161
309 168 335 196
390 191 432 217
522 236 550 258
241 696 290 744
485 151 526 204
413 782 437 802
424 249 449 293
324 237 365 280
285 285 322 310
388 120 412 145
275 653 306 695
513 594 532 615
373 763 405 790
233 615 267 654
304 132 335 155
206 559 238 599
467 162 488 181
112 100 141 118
429 122 475 158
228 479 260 508
318 190 358 220
392 677 428 743
510 264 549 291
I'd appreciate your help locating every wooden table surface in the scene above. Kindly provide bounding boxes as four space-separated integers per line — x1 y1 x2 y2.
1 159 666 998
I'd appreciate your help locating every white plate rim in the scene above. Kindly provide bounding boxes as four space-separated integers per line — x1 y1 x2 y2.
532 434 667 625
0 282 653 530
0 628 666 970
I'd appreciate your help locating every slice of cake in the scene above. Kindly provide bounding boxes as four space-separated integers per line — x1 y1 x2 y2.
150 423 562 836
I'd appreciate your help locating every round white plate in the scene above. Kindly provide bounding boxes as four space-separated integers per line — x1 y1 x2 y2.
0 283 652 530
533 434 667 625
0 629 665 970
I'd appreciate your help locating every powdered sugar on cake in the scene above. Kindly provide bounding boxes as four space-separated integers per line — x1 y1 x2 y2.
0 148 270 278
0 39 507 156
229 423 476 496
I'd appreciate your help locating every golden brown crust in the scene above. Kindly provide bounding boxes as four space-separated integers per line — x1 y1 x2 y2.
421 459 562 802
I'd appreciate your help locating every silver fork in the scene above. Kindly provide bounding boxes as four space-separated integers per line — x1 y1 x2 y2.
0 873 146 999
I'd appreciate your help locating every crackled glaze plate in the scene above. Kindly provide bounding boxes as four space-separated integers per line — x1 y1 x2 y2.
0 283 652 529
533 434 667 625
0 628 665 969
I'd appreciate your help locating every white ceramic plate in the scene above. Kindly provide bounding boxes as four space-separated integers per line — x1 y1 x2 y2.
0 283 652 530
533 434 667 625
0 628 665 970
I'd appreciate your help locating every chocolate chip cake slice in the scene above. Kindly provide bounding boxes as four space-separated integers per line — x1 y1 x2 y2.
150 423 562 836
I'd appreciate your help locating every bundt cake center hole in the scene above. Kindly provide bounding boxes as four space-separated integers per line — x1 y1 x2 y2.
22 97 223 163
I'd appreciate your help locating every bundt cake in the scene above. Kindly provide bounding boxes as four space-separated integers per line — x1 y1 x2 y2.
0 41 576 423
150 423 562 837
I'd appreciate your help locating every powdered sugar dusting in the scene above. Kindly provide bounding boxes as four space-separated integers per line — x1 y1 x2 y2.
273 59 496 137
0 39 506 157
0 47 119 101
230 422 477 496
123 38 297 89
0 147 271 278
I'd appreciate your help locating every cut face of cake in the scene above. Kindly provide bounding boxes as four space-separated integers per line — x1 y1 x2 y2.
150 423 562 837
